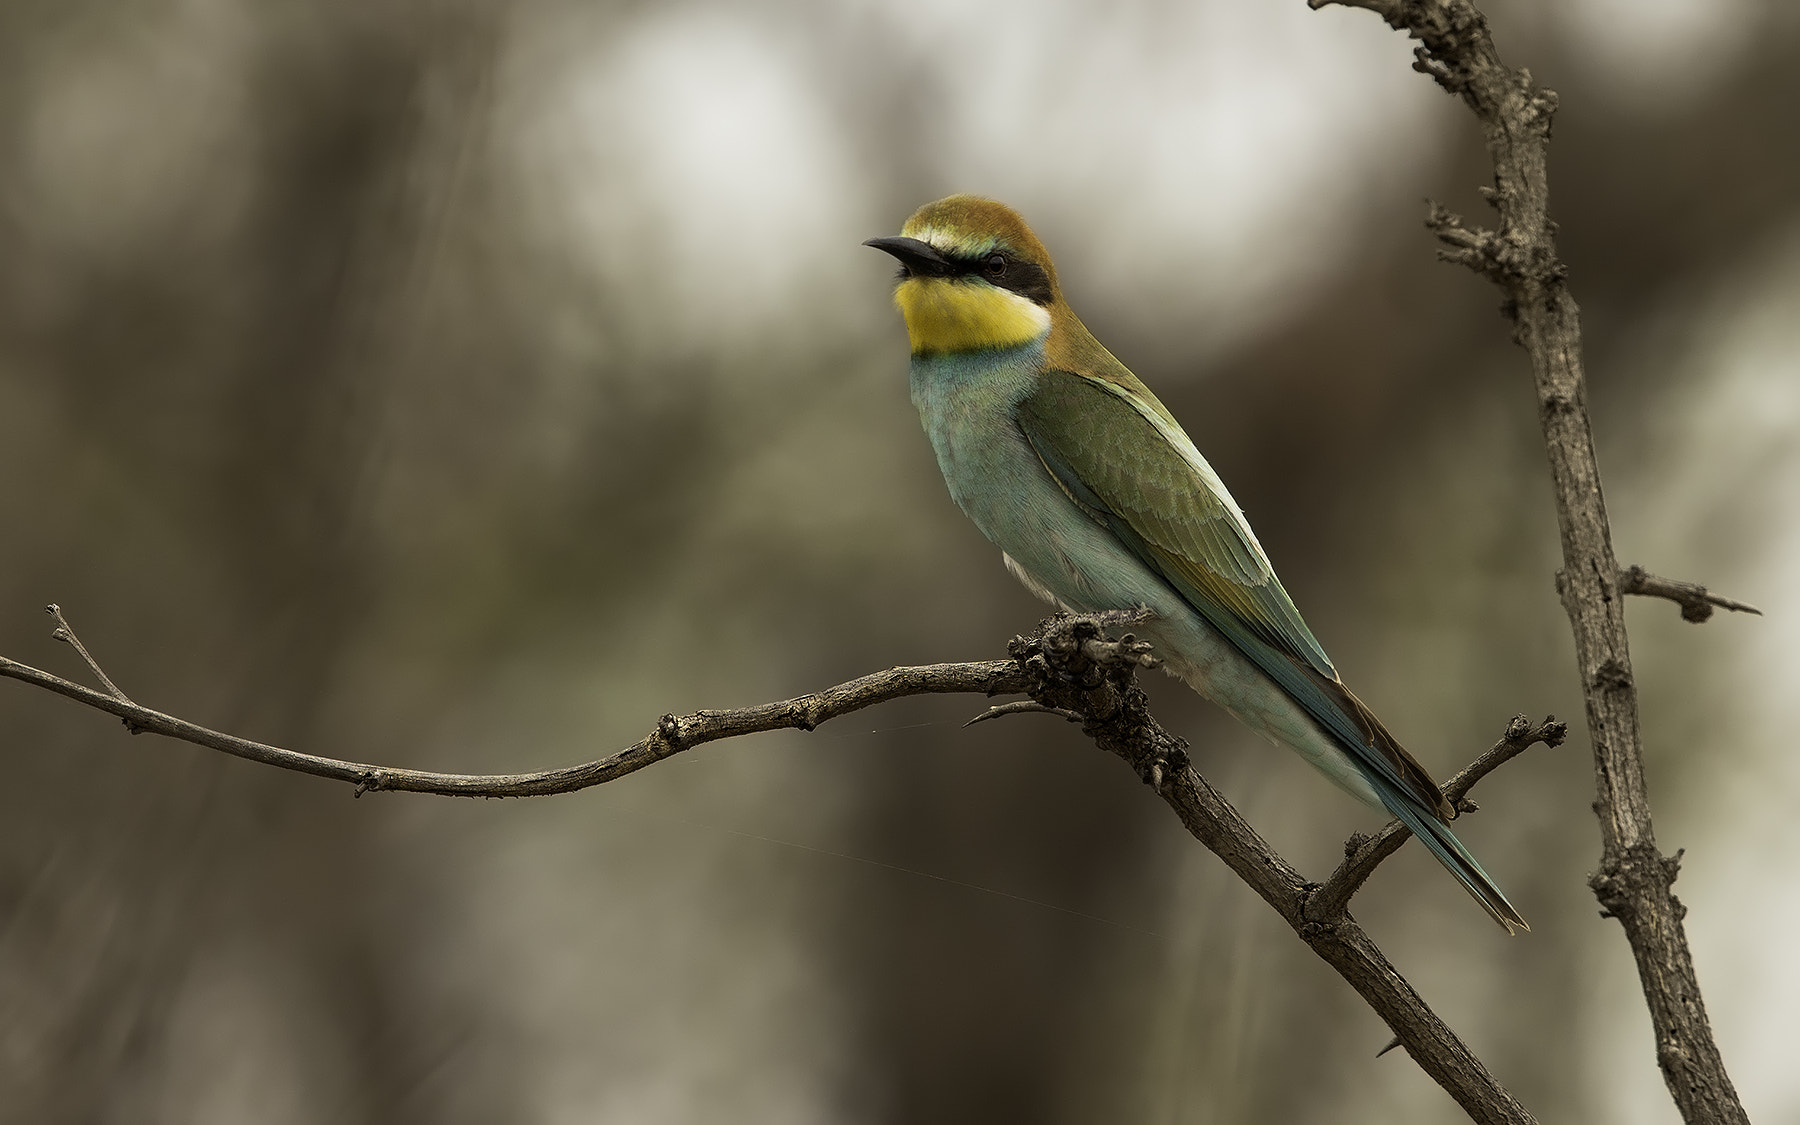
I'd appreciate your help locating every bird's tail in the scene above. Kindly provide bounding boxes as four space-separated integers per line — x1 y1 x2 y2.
1311 673 1529 933
1381 793 1529 934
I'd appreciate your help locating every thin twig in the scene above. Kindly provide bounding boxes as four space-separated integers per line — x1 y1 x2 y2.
0 649 1024 797
1308 716 1567 923
1444 715 1570 806
1617 565 1762 623
46 604 131 704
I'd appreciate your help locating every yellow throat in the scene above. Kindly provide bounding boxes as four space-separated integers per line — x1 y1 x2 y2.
893 277 1052 355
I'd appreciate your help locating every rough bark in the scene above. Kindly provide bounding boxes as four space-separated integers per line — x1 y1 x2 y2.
1309 1 1752 1120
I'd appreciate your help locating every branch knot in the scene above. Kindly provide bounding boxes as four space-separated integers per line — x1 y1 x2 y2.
1592 658 1633 694
656 713 688 750
1011 613 1189 790
1590 841 1683 924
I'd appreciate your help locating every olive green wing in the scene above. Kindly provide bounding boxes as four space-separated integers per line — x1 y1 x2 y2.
1016 368 1335 679
1015 367 1455 823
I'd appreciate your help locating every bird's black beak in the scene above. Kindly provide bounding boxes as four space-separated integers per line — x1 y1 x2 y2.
863 236 956 278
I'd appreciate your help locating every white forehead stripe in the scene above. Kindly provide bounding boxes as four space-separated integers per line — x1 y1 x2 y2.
900 223 998 259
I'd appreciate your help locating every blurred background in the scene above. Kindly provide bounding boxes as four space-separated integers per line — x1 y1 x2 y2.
1 0 1796 1120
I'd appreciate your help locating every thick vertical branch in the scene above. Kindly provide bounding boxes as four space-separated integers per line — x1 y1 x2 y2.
1309 2 1750 1121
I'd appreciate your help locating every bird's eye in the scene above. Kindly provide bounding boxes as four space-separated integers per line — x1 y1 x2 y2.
983 253 1007 278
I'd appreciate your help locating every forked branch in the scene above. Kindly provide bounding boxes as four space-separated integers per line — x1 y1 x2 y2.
1309 715 1568 923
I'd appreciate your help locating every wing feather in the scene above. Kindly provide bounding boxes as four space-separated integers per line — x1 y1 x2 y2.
1016 368 1454 821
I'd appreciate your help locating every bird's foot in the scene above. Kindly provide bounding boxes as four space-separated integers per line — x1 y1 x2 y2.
1021 612 1158 690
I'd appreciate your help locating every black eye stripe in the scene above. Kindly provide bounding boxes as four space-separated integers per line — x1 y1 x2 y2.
944 252 1054 306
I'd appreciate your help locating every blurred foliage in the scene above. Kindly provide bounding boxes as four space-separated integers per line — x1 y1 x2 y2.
1 0 1797 1122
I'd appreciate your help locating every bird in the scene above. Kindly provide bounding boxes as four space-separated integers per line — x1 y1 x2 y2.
866 195 1526 933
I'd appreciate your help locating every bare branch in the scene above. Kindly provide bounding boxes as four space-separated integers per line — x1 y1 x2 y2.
1617 564 1762 623
1308 716 1567 922
1305 1 1752 1121
0 648 1023 798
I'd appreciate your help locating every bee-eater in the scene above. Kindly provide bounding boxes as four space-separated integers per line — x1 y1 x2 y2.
867 195 1526 933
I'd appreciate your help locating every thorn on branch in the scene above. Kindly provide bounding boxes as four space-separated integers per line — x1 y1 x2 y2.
1377 1035 1405 1059
964 700 1083 727
1618 564 1762 623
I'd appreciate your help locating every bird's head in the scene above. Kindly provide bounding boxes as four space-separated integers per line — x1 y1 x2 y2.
866 195 1061 356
